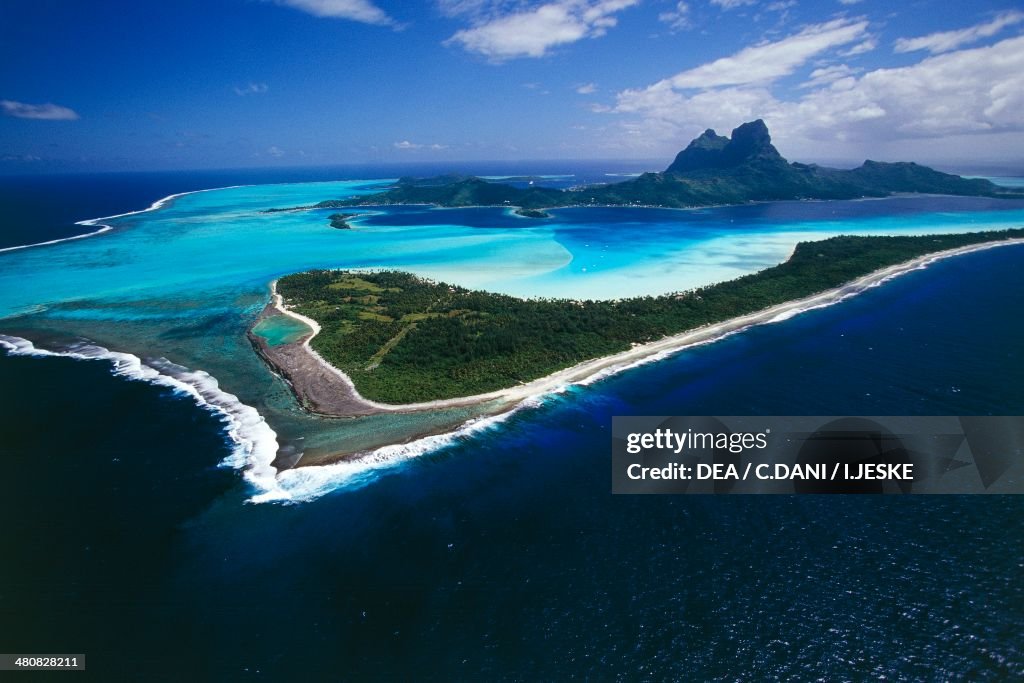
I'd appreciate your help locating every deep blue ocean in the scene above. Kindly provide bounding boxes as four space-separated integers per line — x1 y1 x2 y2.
1 168 1023 681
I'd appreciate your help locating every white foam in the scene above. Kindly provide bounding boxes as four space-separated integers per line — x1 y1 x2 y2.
0 333 283 502
0 184 253 254
0 178 395 255
0 225 115 254
263 398 544 503
0 332 544 504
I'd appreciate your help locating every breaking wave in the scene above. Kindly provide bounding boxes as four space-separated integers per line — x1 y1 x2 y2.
265 396 549 503
0 334 281 501
0 185 248 254
0 333 548 504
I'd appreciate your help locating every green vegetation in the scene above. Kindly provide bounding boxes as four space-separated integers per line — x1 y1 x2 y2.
262 205 312 213
290 120 1020 215
328 213 356 229
276 228 1024 404
261 207 362 228
312 175 565 212
514 208 552 218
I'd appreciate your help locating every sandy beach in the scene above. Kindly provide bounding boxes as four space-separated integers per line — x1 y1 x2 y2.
254 237 1024 426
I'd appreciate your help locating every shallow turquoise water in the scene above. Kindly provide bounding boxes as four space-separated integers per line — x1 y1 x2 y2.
252 314 311 346
1 180 1023 500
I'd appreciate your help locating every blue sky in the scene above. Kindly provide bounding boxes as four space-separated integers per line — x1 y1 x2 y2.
1 0 1022 171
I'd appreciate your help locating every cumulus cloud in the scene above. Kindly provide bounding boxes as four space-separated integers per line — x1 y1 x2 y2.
267 146 286 157
576 82 598 94
1 100 79 121
605 33 1024 157
274 0 394 26
894 10 1024 54
658 1 691 32
801 36 1024 138
444 0 639 60
393 140 448 150
234 82 269 96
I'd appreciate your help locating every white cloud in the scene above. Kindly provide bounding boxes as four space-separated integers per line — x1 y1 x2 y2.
1 100 79 121
619 18 868 94
841 37 876 56
576 82 598 94
523 82 552 94
267 145 286 157
275 0 394 26
234 82 269 96
894 10 1024 54
710 0 756 9
436 0 492 18
800 64 859 88
444 0 639 60
837 0 862 5
394 140 448 150
658 1 690 32
605 34 1024 158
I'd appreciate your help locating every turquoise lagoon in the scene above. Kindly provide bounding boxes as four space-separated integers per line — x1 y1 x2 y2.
2 179 1024 501
252 314 312 347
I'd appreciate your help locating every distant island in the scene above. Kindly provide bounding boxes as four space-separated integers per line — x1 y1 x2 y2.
255 229 1024 414
263 207 360 229
513 208 552 219
328 213 356 229
269 120 1021 216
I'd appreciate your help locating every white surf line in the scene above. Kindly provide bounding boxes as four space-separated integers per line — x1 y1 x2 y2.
0 328 519 505
0 185 250 254
266 393 554 503
0 225 116 254
0 333 287 503
0 177 392 255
